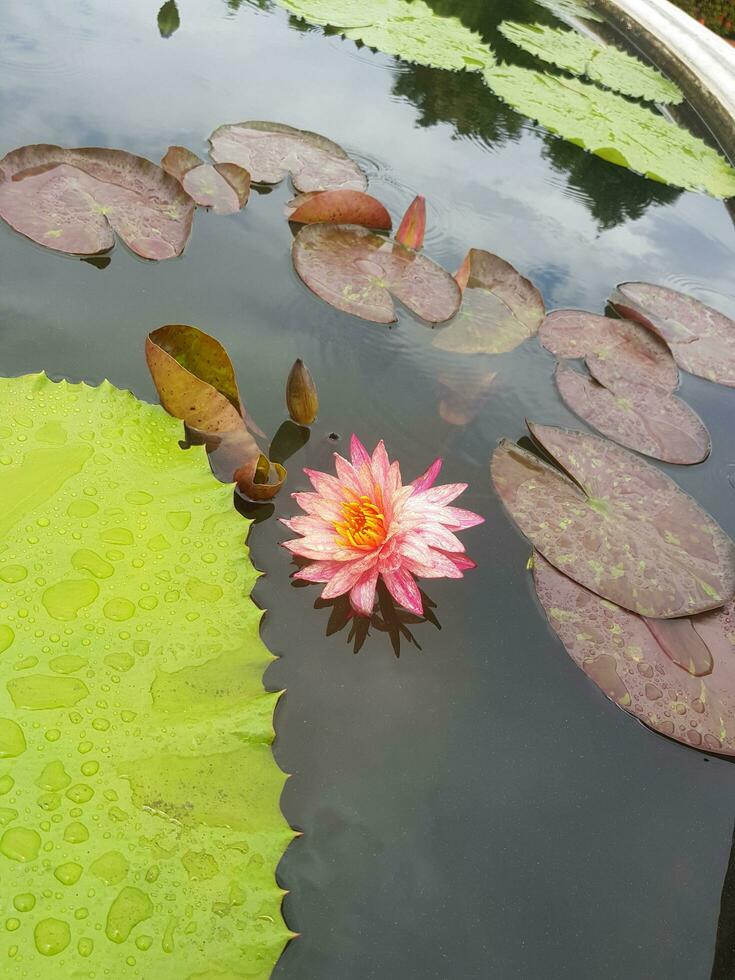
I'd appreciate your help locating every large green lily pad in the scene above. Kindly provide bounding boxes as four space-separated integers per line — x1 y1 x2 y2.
482 65 735 199
0 373 293 977
533 551 735 756
0 145 194 260
499 21 682 104
491 423 735 617
274 0 495 71
610 281 735 387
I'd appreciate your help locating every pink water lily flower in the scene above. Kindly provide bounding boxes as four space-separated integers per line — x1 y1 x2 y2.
281 435 484 616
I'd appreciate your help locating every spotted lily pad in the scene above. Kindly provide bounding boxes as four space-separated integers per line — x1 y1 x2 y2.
0 372 294 975
499 22 682 104
285 189 391 229
146 325 285 500
0 145 194 260
554 363 710 464
274 0 495 71
161 146 250 214
433 248 545 354
539 309 679 391
209 120 366 192
610 281 735 387
292 223 461 324
533 551 735 755
491 423 735 617
482 65 735 198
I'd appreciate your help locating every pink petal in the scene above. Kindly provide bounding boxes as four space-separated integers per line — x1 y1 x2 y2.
334 454 361 494
408 482 467 507
444 551 477 572
349 569 379 616
292 492 344 522
415 524 465 553
437 506 485 530
350 434 371 467
412 457 442 493
294 560 346 583
370 440 391 489
321 553 378 600
304 468 346 500
280 515 333 536
381 568 424 616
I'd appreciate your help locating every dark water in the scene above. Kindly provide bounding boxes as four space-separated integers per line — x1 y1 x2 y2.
2 1 735 977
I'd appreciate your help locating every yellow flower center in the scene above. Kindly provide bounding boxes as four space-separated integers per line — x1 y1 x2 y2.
333 494 386 550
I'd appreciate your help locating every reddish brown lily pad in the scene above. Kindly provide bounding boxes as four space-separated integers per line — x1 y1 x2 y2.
533 551 735 756
491 423 735 617
209 120 367 192
555 363 710 464
285 189 391 229
146 325 284 500
610 282 735 387
433 248 545 354
0 144 194 259
395 195 426 250
539 310 679 391
292 223 461 324
161 146 250 214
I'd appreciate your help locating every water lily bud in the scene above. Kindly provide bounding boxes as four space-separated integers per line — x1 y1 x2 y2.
286 359 318 425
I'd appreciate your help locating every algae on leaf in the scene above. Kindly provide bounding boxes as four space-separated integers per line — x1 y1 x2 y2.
498 21 682 104
483 64 735 198
0 374 294 978
274 0 496 71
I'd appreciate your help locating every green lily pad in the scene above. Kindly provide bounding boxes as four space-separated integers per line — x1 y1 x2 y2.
274 0 495 71
533 551 735 755
532 0 603 21
498 21 682 104
491 423 735 617
0 373 294 977
483 64 735 199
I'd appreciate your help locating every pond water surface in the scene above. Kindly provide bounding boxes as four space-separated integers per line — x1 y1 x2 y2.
2 1 735 978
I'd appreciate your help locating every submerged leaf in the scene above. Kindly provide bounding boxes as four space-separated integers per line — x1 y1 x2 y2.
610 281 735 386
209 120 366 192
286 189 391 229
0 372 294 973
292 223 461 324
533 551 735 755
438 369 497 425
395 195 426 250
157 0 180 37
0 145 194 259
539 309 679 391
554 362 710 464
499 21 682 104
161 146 250 214
483 65 735 198
146 325 285 500
275 0 495 71
491 423 735 617
433 248 545 354
532 0 603 21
